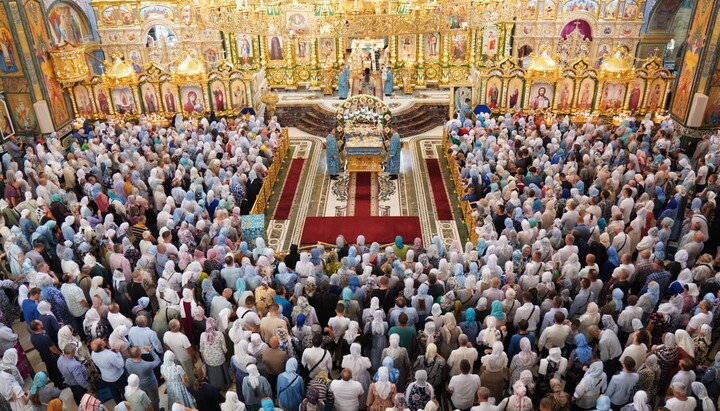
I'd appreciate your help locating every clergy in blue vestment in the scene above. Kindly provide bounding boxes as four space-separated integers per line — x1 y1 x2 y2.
338 64 351 99
386 131 401 179
326 132 341 179
383 66 394 96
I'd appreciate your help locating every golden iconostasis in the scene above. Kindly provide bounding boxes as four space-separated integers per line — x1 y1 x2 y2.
39 0 673 122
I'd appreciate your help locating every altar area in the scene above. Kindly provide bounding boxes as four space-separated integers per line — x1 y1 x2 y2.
336 95 392 173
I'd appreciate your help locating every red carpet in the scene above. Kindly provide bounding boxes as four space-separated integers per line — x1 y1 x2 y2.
273 159 304 220
301 216 422 244
354 173 373 216
426 159 454 220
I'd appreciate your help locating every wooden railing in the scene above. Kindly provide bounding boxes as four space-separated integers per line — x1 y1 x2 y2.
442 130 478 245
250 128 290 216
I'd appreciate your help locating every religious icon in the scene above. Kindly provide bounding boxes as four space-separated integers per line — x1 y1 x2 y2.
112 88 135 114
0 100 14 138
237 34 253 64
530 84 552 110
557 80 573 110
622 0 639 18
320 38 335 65
286 12 309 35
627 80 643 111
48 5 84 45
485 77 501 109
141 83 158 114
162 83 178 112
231 80 246 111
269 36 283 61
426 33 439 58
94 86 111 115
399 35 415 62
181 86 204 114
129 50 143 73
507 78 523 110
211 81 226 112
600 82 625 110
577 79 594 110
6 94 34 132
647 80 663 112
596 45 610 68
483 28 498 59
74 85 94 117
0 28 19 73
452 34 467 60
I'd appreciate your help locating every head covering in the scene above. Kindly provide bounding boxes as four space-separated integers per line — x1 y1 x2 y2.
575 333 592 364
125 374 141 397
692 382 714 411
376 366 392 399
29 371 49 395
674 329 694 357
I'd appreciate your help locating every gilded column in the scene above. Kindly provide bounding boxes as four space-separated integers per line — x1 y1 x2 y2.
416 33 425 88
309 38 320 89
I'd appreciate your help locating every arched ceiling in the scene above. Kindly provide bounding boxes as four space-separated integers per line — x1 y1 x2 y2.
643 0 692 34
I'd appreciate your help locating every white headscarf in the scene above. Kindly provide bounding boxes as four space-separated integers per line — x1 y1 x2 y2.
221 391 247 411
125 374 141 397
692 382 715 411
246 364 260 389
632 391 649 411
375 366 392 399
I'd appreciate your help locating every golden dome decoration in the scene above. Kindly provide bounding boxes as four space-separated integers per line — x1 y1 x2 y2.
526 47 560 81
48 43 90 87
174 52 207 84
600 47 635 81
103 53 137 86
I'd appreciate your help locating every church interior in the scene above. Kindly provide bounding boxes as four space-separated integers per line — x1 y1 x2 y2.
0 0 719 410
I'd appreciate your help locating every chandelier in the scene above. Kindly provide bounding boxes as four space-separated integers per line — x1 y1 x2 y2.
193 0 522 37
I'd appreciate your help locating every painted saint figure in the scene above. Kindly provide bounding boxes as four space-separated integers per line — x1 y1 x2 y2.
326 131 341 179
338 63 350 100
386 130 401 179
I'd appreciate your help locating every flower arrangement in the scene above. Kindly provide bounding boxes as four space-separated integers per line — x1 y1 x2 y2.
343 106 381 124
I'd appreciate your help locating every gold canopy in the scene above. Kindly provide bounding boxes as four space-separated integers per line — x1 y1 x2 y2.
526 48 560 81
600 48 634 80
103 53 137 86
174 53 207 84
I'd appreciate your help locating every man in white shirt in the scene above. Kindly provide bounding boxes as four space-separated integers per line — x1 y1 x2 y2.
447 334 478 376
665 382 696 411
538 311 571 352
329 368 364 411
448 359 482 409
687 300 712 336
589 325 622 375
513 292 540 332
471 387 498 411
107 303 133 330
162 319 195 382
617 296 643 334
539 297 568 335
301 334 332 379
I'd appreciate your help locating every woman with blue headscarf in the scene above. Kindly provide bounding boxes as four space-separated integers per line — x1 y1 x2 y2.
277 358 304 411
459 308 481 347
374 356 399 384
565 334 593 394
393 236 408 261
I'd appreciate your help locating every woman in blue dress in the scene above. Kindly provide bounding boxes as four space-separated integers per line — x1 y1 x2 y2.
383 66 394 96
386 131 401 179
326 133 341 179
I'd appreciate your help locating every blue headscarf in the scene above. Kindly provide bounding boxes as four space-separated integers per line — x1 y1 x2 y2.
310 248 321 266
234 277 246 302
29 371 48 396
647 282 660 307
348 275 360 292
612 288 624 311
607 246 620 266
575 334 592 364
395 236 404 249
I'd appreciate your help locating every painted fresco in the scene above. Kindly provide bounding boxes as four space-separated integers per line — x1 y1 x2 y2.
0 5 20 74
5 94 35 133
671 0 712 120
25 0 71 126
47 3 87 45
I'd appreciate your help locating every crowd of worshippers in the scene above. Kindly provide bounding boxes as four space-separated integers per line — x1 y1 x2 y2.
0 109 718 411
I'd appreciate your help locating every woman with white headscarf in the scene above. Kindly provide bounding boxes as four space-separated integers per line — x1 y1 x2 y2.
538 347 568 398
89 276 111 305
692 382 715 411
509 337 537 388
405 369 434 411
693 324 712 364
619 390 650 411
498 380 532 411
125 374 153 411
367 366 396 411
342 343 372 406
363 309 388 372
381 335 410 392
221 391 246 411
242 364 272 410
579 302 600 334
573 361 607 410
161 350 196 408
480 341 508 401
438 312 461 361
412 343 445 397
674 329 695 359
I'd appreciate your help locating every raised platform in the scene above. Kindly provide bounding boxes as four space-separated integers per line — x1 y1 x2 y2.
300 216 422 244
